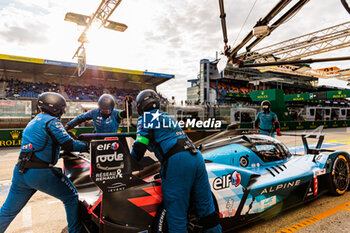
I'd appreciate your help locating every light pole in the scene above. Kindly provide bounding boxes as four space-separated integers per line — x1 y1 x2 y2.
64 0 128 76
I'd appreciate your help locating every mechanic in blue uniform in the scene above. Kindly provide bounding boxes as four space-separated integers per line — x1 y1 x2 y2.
65 94 132 133
0 92 88 233
130 90 222 233
254 100 282 137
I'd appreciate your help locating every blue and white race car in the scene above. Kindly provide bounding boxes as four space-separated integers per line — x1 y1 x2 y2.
196 128 349 231
63 127 350 232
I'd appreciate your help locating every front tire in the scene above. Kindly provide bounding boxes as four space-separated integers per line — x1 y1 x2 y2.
327 154 350 196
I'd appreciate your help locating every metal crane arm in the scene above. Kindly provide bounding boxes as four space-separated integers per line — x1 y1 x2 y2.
226 0 292 59
341 0 350 14
245 0 310 52
238 56 350 68
218 0 228 45
240 21 350 62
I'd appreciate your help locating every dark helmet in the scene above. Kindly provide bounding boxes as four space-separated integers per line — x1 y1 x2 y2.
98 94 115 118
38 92 66 117
261 100 271 113
135 89 160 115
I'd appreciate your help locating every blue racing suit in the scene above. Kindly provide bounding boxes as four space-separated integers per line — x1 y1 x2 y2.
130 109 221 233
0 113 87 233
254 111 280 137
66 108 123 133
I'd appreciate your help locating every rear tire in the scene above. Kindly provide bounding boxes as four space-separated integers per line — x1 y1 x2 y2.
153 204 168 233
327 154 350 196
152 204 204 233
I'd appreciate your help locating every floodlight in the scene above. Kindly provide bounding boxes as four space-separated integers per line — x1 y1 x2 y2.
64 12 90 26
104 20 128 32
253 26 270 37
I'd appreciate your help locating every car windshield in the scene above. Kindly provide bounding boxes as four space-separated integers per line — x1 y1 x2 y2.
200 134 291 162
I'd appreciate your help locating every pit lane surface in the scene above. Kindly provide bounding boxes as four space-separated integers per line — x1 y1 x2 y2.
0 127 350 233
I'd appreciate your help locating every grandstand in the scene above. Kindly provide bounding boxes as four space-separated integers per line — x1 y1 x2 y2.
187 58 342 106
185 58 350 127
0 53 174 128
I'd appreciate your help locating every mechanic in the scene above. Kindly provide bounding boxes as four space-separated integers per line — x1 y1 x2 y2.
254 100 282 137
0 92 88 233
130 90 222 233
65 94 132 133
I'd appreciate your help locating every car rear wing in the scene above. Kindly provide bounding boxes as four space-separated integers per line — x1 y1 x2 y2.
81 133 144 193
283 126 332 156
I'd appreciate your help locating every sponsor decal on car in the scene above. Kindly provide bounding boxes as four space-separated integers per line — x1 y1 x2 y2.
213 171 241 190
96 153 123 163
260 180 301 194
260 196 277 210
97 142 119 151
314 168 326 176
224 198 236 217
107 182 127 192
95 170 123 182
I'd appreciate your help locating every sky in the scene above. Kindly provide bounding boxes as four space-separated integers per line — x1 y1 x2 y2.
0 0 349 101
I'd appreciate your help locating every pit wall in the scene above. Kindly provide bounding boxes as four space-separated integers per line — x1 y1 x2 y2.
1 120 349 148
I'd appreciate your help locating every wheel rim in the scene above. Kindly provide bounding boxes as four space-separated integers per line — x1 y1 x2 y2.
187 210 202 233
333 158 349 191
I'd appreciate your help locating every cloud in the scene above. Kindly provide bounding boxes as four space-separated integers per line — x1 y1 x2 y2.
0 3 52 45
0 23 48 45
0 0 349 101
152 0 350 100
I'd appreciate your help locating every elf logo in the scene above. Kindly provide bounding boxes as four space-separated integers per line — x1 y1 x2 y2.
97 142 119 151
213 171 241 190
111 142 119 150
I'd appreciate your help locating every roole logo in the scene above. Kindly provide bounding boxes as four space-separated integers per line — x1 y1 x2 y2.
96 153 123 163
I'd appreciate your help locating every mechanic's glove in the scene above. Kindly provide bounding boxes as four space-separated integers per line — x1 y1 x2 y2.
276 128 282 136
84 141 90 153
125 95 133 104
124 95 133 117
65 124 72 131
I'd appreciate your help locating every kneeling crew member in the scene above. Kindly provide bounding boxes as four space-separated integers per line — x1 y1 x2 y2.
130 90 222 233
0 92 88 233
254 100 281 137
65 94 132 133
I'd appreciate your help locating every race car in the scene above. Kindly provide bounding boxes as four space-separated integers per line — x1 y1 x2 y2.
63 128 350 232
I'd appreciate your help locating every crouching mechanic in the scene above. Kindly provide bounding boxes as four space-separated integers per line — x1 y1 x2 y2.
254 100 281 137
130 90 222 233
65 94 132 133
0 92 88 233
